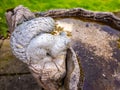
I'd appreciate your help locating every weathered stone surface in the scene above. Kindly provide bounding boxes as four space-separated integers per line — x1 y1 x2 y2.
0 39 29 74
0 75 41 90
56 18 120 90
0 39 41 90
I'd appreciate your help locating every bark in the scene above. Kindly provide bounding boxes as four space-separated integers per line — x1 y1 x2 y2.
35 8 120 30
6 7 120 33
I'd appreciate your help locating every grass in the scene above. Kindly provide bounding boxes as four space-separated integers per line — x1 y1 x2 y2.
0 0 120 37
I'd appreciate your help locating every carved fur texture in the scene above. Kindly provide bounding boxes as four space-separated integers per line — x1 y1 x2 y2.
10 17 70 90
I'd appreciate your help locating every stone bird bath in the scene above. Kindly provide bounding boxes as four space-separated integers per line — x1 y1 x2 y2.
5 5 120 90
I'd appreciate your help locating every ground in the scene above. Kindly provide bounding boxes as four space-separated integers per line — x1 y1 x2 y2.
0 39 41 90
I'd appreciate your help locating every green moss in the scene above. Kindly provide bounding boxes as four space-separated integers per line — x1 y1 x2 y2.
0 0 120 36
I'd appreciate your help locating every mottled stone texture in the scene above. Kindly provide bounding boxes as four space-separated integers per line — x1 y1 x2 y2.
0 39 41 90
56 18 120 90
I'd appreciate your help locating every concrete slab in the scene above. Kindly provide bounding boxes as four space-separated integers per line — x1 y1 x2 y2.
0 39 41 90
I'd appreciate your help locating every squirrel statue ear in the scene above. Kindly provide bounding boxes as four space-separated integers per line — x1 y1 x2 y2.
64 47 80 90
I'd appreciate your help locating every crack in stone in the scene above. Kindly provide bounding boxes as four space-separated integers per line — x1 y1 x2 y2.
0 72 30 77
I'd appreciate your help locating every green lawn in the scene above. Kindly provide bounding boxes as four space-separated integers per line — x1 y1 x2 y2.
0 0 120 37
